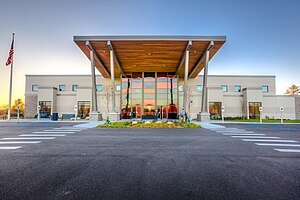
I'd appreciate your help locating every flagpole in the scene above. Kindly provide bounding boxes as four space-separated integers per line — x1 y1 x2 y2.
7 33 15 121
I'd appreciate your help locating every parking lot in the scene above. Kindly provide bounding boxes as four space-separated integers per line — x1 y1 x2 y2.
0 122 299 200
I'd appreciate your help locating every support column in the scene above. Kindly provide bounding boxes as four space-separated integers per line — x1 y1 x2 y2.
109 49 120 121
197 50 210 122
183 49 189 112
90 50 97 112
110 50 116 113
89 49 102 121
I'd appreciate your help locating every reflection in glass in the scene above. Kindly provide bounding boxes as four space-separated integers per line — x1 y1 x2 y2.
78 101 90 119
209 102 222 119
249 102 261 119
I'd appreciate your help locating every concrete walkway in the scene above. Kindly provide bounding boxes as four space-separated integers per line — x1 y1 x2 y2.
73 121 105 128
192 121 226 129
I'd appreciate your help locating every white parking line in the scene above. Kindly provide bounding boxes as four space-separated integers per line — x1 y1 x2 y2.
255 143 300 147
1 137 56 140
43 130 82 132
0 141 41 144
231 136 279 139
33 132 74 134
242 139 298 143
216 131 255 133
223 133 265 136
274 149 300 153
54 128 87 130
19 134 66 137
0 146 22 150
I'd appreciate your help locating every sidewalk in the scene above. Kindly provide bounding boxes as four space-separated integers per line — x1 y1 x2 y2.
192 121 226 129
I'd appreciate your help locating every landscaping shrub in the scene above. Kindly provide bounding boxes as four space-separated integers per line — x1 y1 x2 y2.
97 121 201 128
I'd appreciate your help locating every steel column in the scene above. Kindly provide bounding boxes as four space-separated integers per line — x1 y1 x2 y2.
201 51 210 112
183 49 189 111
90 50 98 112
110 50 116 113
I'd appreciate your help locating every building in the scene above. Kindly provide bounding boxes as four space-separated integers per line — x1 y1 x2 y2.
24 74 300 120
23 35 300 121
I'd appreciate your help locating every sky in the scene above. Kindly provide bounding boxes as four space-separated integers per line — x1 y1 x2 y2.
0 0 299 105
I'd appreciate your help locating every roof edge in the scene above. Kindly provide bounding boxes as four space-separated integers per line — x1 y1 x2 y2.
73 35 226 42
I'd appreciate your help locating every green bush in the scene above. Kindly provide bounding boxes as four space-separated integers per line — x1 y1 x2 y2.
97 121 201 128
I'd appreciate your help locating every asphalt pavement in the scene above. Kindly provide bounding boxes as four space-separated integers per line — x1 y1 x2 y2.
0 122 299 200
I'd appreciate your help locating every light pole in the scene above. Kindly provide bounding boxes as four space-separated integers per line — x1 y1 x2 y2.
74 105 78 122
280 107 284 124
221 105 225 123
259 106 262 124
37 105 41 121
17 104 20 121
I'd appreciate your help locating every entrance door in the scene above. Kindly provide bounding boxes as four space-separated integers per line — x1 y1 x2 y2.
249 102 261 119
78 101 90 119
209 102 222 119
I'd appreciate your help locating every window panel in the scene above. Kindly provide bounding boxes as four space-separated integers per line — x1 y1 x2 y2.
221 85 228 92
234 85 241 92
96 85 102 91
197 85 203 92
262 85 269 93
59 85 65 92
72 85 78 92
32 85 38 92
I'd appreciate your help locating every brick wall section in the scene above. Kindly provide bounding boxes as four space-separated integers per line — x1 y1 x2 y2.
24 94 38 118
295 96 300 119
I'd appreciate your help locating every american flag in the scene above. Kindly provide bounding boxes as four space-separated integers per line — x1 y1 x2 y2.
6 34 15 66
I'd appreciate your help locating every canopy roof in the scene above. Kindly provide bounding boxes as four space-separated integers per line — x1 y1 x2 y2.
74 35 226 78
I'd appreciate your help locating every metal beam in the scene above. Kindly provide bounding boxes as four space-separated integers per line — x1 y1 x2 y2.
107 41 125 77
86 41 111 78
188 41 214 79
175 41 192 75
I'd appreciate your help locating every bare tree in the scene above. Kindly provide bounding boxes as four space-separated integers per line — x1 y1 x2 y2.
285 84 300 96
101 85 112 118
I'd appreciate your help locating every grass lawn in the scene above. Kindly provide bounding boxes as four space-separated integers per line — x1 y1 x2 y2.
212 119 300 123
97 121 201 128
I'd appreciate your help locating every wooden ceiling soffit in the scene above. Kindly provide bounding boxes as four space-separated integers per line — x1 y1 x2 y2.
86 41 111 78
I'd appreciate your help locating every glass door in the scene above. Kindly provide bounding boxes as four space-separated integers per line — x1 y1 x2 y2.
143 72 155 116
249 102 261 119
157 73 168 119
209 102 222 119
131 73 143 118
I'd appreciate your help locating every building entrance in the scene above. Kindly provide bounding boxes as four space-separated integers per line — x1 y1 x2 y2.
121 72 178 119
249 102 261 119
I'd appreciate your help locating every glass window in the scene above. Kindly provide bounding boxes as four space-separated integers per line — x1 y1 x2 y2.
221 85 228 92
96 85 102 91
72 85 78 91
78 101 90 118
197 85 203 92
262 85 269 93
116 84 120 92
178 85 183 92
39 101 51 118
32 85 38 92
59 85 65 92
234 85 241 92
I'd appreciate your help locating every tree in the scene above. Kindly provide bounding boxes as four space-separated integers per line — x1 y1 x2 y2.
285 84 300 96
11 98 25 114
101 85 112 118
0 104 8 117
